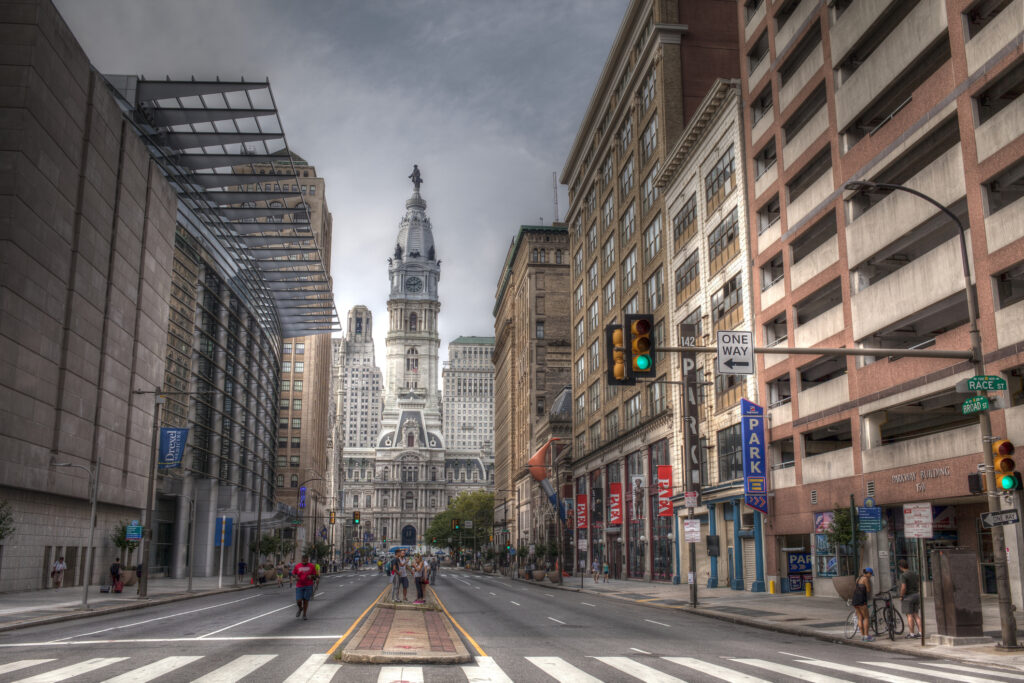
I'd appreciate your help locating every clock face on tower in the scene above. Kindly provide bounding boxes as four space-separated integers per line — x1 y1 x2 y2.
406 276 423 293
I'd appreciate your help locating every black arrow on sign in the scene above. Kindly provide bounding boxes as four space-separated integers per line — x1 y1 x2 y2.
724 359 750 369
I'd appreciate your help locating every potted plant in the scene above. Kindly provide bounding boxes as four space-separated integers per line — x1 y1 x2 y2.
517 544 530 578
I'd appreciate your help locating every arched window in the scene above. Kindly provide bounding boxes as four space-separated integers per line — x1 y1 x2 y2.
276 475 284 487
406 348 418 372
409 313 418 331
405 491 415 510
408 433 414 447
365 495 371 507
555 250 563 264
531 248 538 261
540 249 547 263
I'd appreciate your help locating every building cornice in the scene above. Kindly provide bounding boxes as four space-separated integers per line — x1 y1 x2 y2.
656 79 741 191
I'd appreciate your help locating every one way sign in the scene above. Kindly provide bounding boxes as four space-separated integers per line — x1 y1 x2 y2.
717 330 754 375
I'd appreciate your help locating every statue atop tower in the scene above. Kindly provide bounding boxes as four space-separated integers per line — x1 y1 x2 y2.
409 164 423 192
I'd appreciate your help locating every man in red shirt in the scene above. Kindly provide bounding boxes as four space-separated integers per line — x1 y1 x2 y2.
292 554 319 620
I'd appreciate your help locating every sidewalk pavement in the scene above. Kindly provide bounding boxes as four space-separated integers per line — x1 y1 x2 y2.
484 568 1024 672
0 574 258 633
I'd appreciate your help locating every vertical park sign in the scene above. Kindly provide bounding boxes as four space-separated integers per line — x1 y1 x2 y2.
741 399 768 514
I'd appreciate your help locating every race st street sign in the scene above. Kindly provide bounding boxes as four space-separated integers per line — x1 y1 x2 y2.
981 509 1019 528
716 331 754 375
955 375 1007 392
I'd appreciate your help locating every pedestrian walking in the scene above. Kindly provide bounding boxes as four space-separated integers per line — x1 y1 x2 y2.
412 554 426 604
899 559 922 638
312 561 321 600
50 557 66 589
395 548 409 601
592 558 600 583
291 554 318 621
109 558 123 593
378 558 384 574
275 562 285 588
429 555 438 584
602 560 609 583
853 567 874 642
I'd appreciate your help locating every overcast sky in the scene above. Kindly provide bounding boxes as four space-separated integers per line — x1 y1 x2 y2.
55 0 625 374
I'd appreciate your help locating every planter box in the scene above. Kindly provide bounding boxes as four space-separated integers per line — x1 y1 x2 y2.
532 569 547 581
547 571 562 584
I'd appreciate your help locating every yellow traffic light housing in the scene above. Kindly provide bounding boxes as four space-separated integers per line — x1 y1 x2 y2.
626 314 656 378
605 324 634 386
353 510 361 525
993 439 1020 491
329 511 336 525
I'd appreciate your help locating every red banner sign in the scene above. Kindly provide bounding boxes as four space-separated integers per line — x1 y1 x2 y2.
657 465 672 517
608 482 622 525
576 494 588 529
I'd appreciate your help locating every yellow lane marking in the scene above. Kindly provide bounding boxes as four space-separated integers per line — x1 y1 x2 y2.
635 598 662 603
326 585 388 655
429 586 487 657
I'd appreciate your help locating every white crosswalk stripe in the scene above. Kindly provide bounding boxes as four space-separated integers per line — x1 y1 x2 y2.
102 656 202 682
797 657 928 683
730 658 853 683
663 656 769 682
525 656 603 682
282 654 342 683
593 656 687 682
864 660 1010 683
192 654 277 683
0 661 54 676
917 662 1024 680
463 656 514 683
379 665 423 682
13 657 128 683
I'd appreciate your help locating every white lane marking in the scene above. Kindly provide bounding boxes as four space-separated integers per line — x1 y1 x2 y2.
731 659 852 683
378 665 423 683
510 601 520 606
198 603 294 638
645 619 671 627
489 592 496 596
13 657 128 683
283 654 342 683
917 662 1024 680
797 658 921 683
475 586 481 590
863 661 1007 683
0 661 54 676
630 648 650 655
102 656 203 682
545 593 554 597
663 656 768 682
526 656 602 683
54 594 260 641
463 656 513 683
593 656 686 682
581 602 596 606
192 654 276 683
0 636 343 647
547 617 566 624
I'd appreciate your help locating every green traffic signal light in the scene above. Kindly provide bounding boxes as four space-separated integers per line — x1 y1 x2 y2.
634 353 651 370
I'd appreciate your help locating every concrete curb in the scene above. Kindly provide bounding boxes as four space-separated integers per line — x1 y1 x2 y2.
478 569 1024 672
0 584 255 634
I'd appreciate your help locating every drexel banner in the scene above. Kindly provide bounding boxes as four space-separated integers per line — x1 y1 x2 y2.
158 427 188 469
740 398 768 514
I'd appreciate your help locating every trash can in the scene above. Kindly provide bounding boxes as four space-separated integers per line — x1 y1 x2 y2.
930 547 983 637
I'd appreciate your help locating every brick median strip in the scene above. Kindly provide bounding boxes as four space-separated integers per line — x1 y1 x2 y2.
355 608 394 651
424 610 455 652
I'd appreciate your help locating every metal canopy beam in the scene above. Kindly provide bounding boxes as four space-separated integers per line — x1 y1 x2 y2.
136 79 268 101
187 173 297 188
142 107 278 127
201 190 300 205
160 131 283 149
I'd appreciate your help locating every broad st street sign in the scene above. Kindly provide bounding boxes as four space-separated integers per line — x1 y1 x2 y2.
741 398 768 514
962 395 990 415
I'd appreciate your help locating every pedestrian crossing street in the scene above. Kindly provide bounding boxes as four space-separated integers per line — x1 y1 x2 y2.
0 652 1021 682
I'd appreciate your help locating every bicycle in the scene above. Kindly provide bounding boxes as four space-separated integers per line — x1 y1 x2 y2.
844 601 859 639
871 590 905 640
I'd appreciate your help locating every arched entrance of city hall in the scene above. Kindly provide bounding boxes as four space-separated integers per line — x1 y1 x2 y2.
402 525 416 547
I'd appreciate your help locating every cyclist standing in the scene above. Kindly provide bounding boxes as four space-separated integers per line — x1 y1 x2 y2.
853 567 874 642
899 559 922 638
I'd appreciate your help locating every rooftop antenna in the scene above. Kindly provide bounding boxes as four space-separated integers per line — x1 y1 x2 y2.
552 171 560 222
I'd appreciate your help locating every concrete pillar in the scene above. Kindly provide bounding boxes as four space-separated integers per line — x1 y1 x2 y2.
194 478 218 576
708 502 718 588
731 499 743 590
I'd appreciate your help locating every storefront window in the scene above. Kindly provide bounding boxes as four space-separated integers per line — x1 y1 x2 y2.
650 440 672 581
590 469 605 568
813 511 855 577
627 450 645 578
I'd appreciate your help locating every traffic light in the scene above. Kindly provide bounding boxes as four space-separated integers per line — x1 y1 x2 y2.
625 313 656 378
993 439 1021 491
329 511 336 525
353 510 361 525
605 324 633 386
451 518 461 531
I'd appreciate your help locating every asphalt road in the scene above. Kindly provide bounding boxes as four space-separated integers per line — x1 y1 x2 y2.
0 567 1021 682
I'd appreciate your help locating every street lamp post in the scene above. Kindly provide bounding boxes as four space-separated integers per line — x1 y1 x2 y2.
846 180 1019 649
52 460 99 610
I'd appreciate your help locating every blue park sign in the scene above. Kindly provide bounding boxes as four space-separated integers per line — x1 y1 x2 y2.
741 399 768 514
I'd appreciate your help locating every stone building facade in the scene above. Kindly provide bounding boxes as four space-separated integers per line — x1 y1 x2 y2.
442 337 495 452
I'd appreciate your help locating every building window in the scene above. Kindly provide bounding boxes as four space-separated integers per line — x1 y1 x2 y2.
717 423 742 482
576 356 585 387
589 381 602 415
640 115 658 165
290 475 299 488
281 380 290 391
603 234 616 271
605 410 619 440
588 340 600 372
575 319 585 348
588 422 602 447
711 273 742 325
705 146 736 214
641 162 660 213
587 224 598 255
601 154 614 188
295 343 305 354
673 193 697 249
280 398 290 410
622 249 637 289
681 307 702 340
575 394 586 422
675 250 699 304
291 437 300 448
409 313 418 331
293 380 302 391
292 418 301 429
282 361 291 373
574 284 584 313
625 393 642 429
708 208 739 266
574 248 583 278
603 276 617 312
624 295 638 315
588 261 598 292
293 361 304 373
642 213 662 264
406 348 419 371
619 117 633 154
283 342 292 354
641 67 656 112
620 202 636 242
602 195 614 229
645 267 664 310
292 399 302 411
536 320 545 339
620 157 635 200
647 378 666 414
588 300 599 332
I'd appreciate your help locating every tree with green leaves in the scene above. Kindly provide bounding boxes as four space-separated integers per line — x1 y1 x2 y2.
304 540 331 563
425 490 494 553
249 533 281 560
0 501 14 542
824 506 866 575
110 521 140 563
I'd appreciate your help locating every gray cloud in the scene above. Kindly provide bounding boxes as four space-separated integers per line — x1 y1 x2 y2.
55 0 625 369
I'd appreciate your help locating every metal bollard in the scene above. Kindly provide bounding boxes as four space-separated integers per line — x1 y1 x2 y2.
769 580 776 594
805 582 813 597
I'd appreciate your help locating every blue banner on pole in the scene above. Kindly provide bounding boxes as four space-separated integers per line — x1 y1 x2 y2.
214 517 233 547
299 486 306 509
741 399 768 514
158 428 189 469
